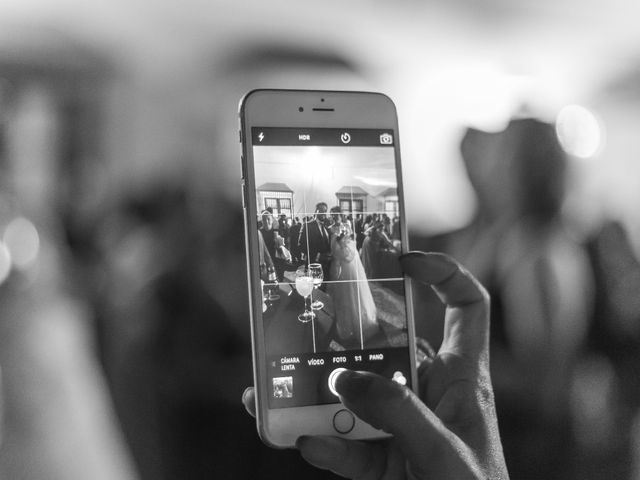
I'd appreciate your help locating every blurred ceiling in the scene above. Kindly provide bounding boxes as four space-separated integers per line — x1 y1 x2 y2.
1 0 640 235
0 0 639 99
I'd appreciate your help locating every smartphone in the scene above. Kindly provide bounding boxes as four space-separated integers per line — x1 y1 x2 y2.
239 89 417 448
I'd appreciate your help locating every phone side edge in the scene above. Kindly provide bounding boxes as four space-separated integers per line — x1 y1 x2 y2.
239 91 287 449
389 106 419 394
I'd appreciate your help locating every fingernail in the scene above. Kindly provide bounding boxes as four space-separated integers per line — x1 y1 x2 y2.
399 251 457 285
335 370 373 399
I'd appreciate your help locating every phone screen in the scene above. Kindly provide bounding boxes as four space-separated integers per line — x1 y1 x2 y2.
249 126 412 409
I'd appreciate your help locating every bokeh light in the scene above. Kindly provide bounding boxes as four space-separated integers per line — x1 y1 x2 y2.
0 241 11 285
3 217 40 270
556 105 605 159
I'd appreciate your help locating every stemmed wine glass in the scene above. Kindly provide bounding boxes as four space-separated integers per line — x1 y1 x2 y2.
295 266 315 323
265 265 280 302
309 263 324 310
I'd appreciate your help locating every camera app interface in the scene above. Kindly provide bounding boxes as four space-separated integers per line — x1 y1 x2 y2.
251 127 411 408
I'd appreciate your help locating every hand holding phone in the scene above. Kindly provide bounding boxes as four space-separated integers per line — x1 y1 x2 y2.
243 252 509 480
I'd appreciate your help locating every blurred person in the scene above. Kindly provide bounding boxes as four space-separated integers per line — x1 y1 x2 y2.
586 221 640 407
416 128 512 281
577 220 640 479
417 120 594 479
491 119 593 479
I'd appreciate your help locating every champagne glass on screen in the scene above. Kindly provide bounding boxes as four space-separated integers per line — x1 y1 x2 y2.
295 266 315 323
265 265 280 302
309 263 324 310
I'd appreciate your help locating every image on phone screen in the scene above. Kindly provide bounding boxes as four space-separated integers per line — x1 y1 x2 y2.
250 127 412 409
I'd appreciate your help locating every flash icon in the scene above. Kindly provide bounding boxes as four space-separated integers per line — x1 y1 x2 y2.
258 132 265 142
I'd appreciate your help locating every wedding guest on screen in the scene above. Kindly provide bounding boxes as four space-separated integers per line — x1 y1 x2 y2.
278 214 290 249
259 210 286 280
289 217 303 264
392 216 401 242
361 221 380 279
297 202 332 277
354 214 365 251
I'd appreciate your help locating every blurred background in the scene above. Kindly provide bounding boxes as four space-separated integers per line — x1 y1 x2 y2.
1 0 640 478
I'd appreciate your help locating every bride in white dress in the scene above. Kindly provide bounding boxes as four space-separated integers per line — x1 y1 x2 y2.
326 207 378 347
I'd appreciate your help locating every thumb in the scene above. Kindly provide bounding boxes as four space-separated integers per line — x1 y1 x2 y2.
335 370 475 476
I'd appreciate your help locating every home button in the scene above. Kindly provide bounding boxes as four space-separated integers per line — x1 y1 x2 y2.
333 409 355 434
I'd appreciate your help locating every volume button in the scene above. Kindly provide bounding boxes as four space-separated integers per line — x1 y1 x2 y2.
241 179 246 209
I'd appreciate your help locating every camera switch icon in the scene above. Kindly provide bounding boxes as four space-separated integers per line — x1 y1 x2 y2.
380 133 393 145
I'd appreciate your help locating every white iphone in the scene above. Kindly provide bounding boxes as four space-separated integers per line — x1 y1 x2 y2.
239 89 417 448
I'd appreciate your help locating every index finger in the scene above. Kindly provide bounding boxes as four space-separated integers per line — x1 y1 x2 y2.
400 251 490 364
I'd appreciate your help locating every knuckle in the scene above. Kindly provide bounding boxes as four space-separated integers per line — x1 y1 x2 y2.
388 376 411 397
382 381 415 410
366 380 415 426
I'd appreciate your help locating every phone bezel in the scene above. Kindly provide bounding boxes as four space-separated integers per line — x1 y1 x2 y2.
239 89 417 448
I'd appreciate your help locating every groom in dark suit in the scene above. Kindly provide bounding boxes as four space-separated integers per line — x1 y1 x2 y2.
297 202 332 279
